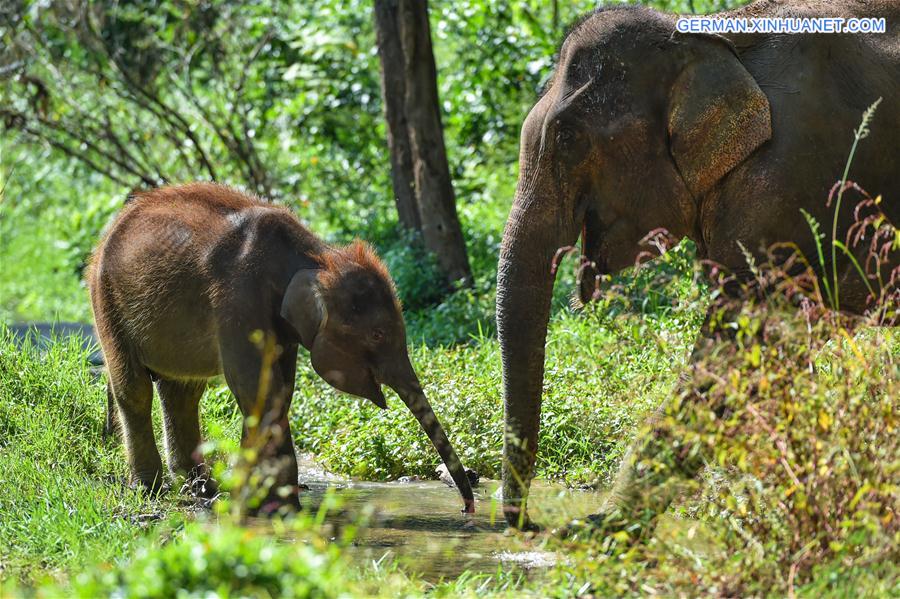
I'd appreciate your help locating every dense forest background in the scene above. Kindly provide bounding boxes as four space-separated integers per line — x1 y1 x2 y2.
0 0 746 325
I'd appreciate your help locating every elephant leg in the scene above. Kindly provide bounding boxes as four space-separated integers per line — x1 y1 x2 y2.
220 329 300 513
103 378 120 441
258 347 301 506
157 378 217 498
108 353 164 494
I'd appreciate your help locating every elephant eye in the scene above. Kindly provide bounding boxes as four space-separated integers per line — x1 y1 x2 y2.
370 328 385 343
557 127 589 166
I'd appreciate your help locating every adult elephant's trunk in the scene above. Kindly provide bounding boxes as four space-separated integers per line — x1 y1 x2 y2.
497 184 579 529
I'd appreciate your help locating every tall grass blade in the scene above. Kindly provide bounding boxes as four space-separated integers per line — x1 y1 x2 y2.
831 97 882 310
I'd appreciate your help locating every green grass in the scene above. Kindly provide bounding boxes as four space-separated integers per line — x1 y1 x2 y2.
0 333 169 581
0 143 121 323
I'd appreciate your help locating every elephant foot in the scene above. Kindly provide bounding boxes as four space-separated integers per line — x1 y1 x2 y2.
504 518 543 534
133 476 171 499
502 503 543 532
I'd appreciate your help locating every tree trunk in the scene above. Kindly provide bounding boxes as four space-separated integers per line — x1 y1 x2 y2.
375 0 472 287
373 0 420 231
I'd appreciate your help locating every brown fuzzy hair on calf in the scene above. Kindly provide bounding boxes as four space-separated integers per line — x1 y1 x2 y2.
316 240 402 315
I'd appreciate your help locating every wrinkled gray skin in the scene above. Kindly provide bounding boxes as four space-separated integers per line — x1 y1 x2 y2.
498 1 899 528
90 183 475 513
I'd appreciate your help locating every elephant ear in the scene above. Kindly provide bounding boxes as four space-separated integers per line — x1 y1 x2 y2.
281 269 326 349
668 36 772 198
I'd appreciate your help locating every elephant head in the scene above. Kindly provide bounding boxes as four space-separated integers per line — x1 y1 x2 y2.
497 7 770 527
282 241 476 513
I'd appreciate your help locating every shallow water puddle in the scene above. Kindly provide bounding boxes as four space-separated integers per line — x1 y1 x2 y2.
253 460 605 581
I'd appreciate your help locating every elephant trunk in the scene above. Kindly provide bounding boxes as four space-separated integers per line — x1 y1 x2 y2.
497 191 578 529
386 359 475 514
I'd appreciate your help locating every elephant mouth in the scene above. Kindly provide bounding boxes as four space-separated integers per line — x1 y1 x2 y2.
576 258 603 306
323 370 347 387
319 367 387 409
576 209 607 306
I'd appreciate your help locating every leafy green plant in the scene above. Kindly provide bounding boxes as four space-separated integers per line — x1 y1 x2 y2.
545 267 897 597
378 228 446 311
0 138 7 201
53 521 354 598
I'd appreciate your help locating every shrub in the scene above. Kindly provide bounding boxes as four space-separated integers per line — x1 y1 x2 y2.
53 521 355 598
545 274 897 596
377 228 446 312
686 302 897 592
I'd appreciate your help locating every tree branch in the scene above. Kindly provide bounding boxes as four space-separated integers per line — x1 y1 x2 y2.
15 122 132 187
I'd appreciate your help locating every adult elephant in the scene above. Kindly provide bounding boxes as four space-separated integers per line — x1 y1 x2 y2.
497 1 899 529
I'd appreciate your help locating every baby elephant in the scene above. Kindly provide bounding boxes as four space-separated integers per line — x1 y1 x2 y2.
88 183 475 513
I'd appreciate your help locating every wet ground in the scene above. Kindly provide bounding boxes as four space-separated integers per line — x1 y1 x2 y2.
254 458 606 582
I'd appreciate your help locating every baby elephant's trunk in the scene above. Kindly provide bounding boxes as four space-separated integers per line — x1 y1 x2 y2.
400 389 476 513
385 362 475 513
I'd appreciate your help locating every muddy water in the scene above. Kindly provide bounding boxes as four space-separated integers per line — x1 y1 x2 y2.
260 461 606 581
